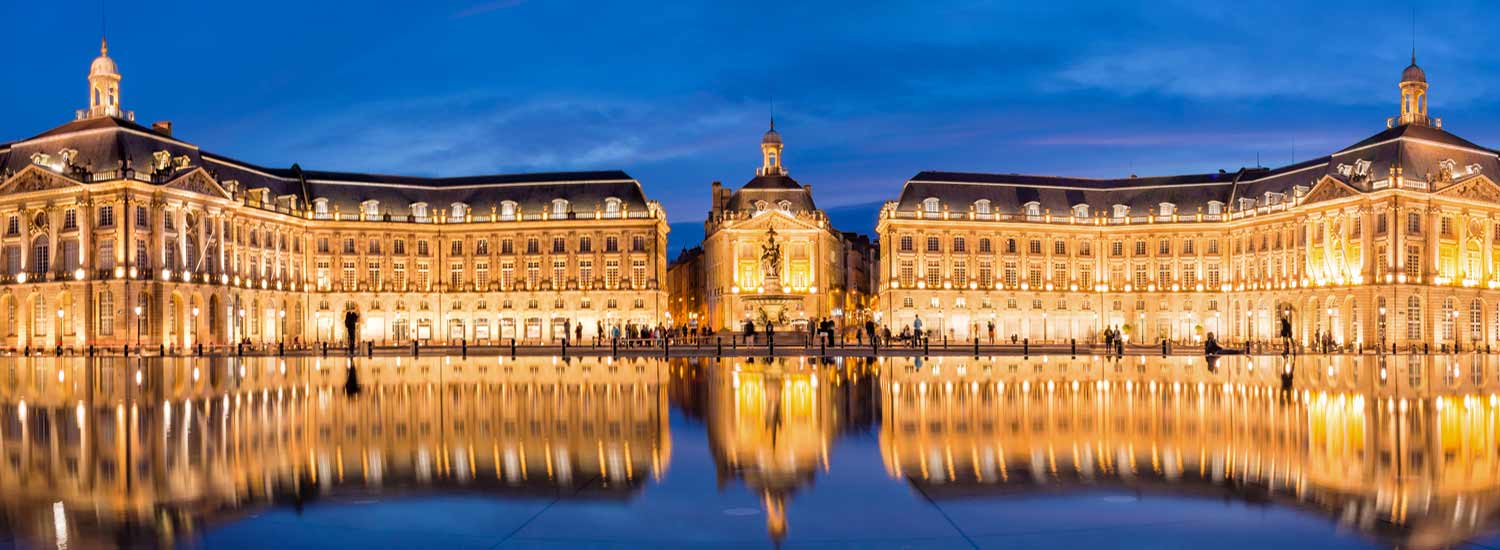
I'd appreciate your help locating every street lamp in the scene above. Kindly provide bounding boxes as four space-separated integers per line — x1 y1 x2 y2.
133 305 143 352
1378 305 1387 350
1452 309 1461 352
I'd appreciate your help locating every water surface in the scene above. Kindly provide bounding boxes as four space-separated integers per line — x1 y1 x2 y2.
1 354 1496 549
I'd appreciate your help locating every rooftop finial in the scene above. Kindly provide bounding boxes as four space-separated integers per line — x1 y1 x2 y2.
101 36 108 56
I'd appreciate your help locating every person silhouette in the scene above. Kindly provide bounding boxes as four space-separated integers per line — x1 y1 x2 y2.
344 310 360 355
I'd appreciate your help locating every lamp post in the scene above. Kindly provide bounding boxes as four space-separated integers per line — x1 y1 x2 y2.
191 306 199 347
1451 309 1461 352
1325 306 1335 353
133 305 143 352
1246 310 1253 346
279 309 286 346
56 308 64 348
1378 305 1387 352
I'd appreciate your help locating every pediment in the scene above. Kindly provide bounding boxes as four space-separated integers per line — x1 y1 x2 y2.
1300 176 1362 205
0 165 84 195
1436 175 1500 204
729 210 823 232
162 168 232 199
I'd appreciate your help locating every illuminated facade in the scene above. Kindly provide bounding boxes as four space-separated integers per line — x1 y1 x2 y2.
0 41 668 350
879 59 1500 349
695 123 874 334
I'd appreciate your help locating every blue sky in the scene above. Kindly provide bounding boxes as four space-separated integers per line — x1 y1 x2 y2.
4 1 1500 243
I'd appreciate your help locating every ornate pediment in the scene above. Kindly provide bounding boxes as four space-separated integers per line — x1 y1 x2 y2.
728 209 822 232
0 165 83 195
1300 177 1361 205
162 168 231 199
1436 176 1500 204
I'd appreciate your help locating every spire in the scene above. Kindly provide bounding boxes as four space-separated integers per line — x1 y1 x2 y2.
101 36 108 56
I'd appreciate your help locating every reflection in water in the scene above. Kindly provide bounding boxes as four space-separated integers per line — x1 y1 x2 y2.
1 354 1498 547
0 355 670 548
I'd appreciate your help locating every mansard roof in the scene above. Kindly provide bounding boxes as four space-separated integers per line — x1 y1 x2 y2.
1 116 653 216
897 122 1500 215
724 174 818 213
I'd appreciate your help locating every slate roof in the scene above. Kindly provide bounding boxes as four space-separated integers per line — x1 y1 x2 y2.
2 116 653 216
896 122 1500 215
724 174 818 213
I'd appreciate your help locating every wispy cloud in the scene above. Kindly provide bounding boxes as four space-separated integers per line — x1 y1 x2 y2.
451 0 525 19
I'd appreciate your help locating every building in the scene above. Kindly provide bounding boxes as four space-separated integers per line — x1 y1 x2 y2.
0 39 669 350
666 246 706 329
878 57 1500 350
697 121 872 334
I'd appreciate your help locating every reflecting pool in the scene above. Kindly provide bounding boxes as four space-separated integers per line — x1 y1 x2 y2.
2 354 1499 548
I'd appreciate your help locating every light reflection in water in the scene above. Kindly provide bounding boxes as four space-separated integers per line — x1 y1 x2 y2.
0 354 1496 548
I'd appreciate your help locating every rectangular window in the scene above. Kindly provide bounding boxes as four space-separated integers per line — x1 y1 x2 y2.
367 262 381 288
501 261 514 289
450 263 464 288
605 236 619 252
451 240 464 256
417 240 430 256
1158 239 1170 255
1207 264 1221 289
578 259 593 287
899 260 914 288
135 205 148 229
63 209 77 230
926 260 941 288
1053 241 1066 256
1157 262 1171 285
98 240 114 271
553 259 566 285
393 263 406 289
342 261 356 290
1405 245 1421 280
605 259 620 288
316 261 330 289
952 262 967 287
368 239 381 255
632 259 646 288
579 236 593 253
416 263 430 290
1003 262 1017 288
97 206 114 228
1028 266 1042 289
1029 240 1042 255
474 239 488 256
953 237 966 253
1111 241 1123 257
393 239 406 255
526 260 540 288
552 238 566 254
978 262 992 288
476 262 489 289
1052 262 1067 284
1133 264 1148 288
342 238 356 255
501 239 514 255
632 235 646 252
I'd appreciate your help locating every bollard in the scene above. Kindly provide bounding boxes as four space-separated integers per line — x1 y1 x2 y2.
413 340 420 358
1023 338 1029 357
511 338 517 359
973 337 979 358
1161 340 1168 357
1070 338 1076 357
462 339 468 359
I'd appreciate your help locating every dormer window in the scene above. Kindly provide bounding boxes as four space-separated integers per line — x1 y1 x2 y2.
1072 204 1089 218
604 197 622 217
1206 201 1223 216
1112 205 1129 219
974 199 991 215
313 198 330 219
360 200 379 218
1238 198 1257 211
411 202 429 221
922 198 941 213
552 199 569 218
450 202 468 220
1023 201 1041 218
499 201 518 221
1158 202 1175 217
754 200 769 213
777 200 792 212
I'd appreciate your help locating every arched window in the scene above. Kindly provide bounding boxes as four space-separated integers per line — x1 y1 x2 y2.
1442 297 1456 342
1023 201 1041 218
604 197 622 217
411 202 429 220
922 198 940 213
1072 204 1089 218
777 200 792 212
98 290 114 336
31 295 47 337
499 201 518 221
30 235 48 274
1470 298 1484 342
552 199 569 218
1406 295 1422 340
450 202 468 220
974 200 991 215
1112 205 1129 220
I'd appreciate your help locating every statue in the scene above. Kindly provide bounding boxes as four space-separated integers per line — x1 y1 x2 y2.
760 228 783 279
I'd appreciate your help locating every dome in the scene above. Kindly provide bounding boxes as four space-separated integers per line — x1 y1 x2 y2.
1401 61 1426 84
89 38 117 77
762 128 782 145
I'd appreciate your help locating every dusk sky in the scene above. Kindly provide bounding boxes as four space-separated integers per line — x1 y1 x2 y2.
4 1 1500 242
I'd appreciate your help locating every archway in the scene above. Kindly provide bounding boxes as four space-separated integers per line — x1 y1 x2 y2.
208 294 222 346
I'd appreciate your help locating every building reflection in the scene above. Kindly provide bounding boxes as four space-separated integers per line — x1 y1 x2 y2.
701 356 876 544
879 354 1500 549
0 355 670 548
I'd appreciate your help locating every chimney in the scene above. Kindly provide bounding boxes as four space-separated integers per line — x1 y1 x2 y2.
152 121 173 136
